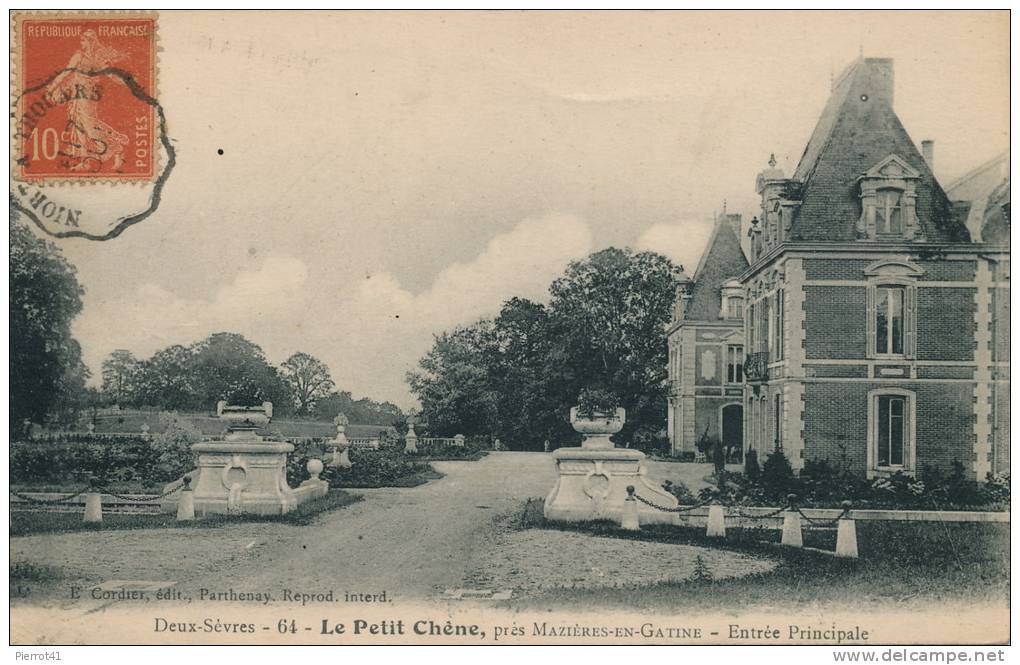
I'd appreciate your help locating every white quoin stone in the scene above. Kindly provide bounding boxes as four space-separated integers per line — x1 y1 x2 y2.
781 510 803 547
836 518 859 558
83 492 103 523
706 504 726 537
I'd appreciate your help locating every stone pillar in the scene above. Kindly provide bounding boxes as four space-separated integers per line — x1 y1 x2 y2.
781 510 803 547
83 492 102 523
453 434 465 447
176 477 195 522
333 413 352 468
706 504 726 537
404 419 418 454
620 487 640 531
836 518 859 558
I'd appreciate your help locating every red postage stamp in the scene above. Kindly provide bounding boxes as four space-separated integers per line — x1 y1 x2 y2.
12 12 158 182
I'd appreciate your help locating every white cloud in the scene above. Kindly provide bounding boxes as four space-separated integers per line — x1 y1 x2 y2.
636 220 715 274
74 213 593 409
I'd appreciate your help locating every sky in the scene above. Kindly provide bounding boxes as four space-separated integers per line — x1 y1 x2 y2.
41 10 1008 409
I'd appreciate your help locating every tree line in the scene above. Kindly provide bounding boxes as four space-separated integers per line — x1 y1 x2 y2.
100 338 403 424
407 247 680 450
9 210 402 434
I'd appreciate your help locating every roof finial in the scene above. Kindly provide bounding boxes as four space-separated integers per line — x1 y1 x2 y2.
859 34 864 59
768 153 777 168
722 199 727 214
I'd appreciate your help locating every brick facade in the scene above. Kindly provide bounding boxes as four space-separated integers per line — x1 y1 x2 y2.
734 58 1009 481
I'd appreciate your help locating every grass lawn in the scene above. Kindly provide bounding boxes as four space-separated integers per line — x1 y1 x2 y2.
514 499 1009 611
10 490 363 537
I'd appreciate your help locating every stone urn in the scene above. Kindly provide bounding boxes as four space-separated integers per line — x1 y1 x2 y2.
544 405 679 525
570 406 625 450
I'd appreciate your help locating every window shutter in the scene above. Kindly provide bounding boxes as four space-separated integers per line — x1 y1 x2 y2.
866 285 876 358
905 285 917 359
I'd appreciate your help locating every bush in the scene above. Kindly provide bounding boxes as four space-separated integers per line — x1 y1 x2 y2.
150 412 202 480
630 429 670 457
760 450 795 500
10 434 191 487
576 388 619 417
322 447 435 488
984 471 1010 504
744 449 761 481
662 479 698 504
412 437 490 460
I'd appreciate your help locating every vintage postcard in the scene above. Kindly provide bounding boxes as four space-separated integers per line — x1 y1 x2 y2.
7 10 1011 650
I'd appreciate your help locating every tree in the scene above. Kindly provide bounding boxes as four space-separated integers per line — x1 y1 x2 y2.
407 322 499 437
134 344 197 410
546 247 680 444
186 333 290 410
280 352 335 415
10 209 86 433
485 298 564 449
312 390 403 425
406 246 680 448
101 349 139 406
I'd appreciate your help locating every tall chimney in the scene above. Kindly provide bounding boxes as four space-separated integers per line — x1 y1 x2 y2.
921 140 935 171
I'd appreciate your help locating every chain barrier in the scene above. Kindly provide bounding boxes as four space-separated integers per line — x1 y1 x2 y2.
10 487 91 505
631 492 715 514
794 504 851 527
632 487 854 525
731 504 789 520
102 483 184 502
12 476 190 505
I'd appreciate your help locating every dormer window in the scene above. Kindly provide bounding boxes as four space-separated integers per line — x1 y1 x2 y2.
720 279 744 320
856 154 924 241
875 188 903 234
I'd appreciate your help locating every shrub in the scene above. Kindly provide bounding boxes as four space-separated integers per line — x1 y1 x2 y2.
760 450 795 500
576 388 619 417
662 479 697 504
744 449 761 481
630 429 670 457
150 412 202 480
983 471 1010 504
322 447 434 488
10 434 190 487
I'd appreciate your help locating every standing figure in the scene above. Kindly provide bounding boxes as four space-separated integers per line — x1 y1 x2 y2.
45 30 128 172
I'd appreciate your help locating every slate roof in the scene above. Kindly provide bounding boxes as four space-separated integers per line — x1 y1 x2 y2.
684 214 749 322
945 151 1009 243
981 177 1010 244
789 58 971 243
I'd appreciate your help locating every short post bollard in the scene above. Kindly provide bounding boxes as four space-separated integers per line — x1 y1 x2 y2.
176 476 195 522
835 501 858 558
781 493 803 548
621 486 640 531
706 502 726 538
83 492 103 523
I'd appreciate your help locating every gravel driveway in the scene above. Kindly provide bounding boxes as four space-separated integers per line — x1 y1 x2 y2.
11 452 766 607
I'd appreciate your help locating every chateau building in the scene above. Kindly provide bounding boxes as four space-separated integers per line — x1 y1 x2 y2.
666 212 749 457
666 59 1009 478
738 57 1010 479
